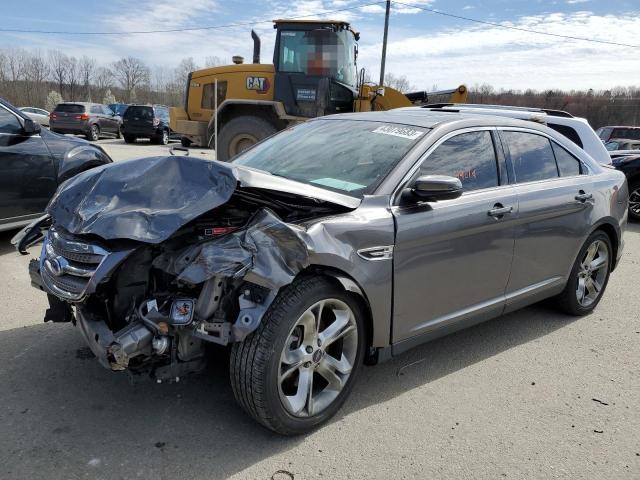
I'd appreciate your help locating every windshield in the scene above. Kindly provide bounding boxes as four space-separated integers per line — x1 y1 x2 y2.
231 120 427 197
278 28 357 88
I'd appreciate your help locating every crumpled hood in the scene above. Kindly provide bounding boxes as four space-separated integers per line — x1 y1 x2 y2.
46 155 359 243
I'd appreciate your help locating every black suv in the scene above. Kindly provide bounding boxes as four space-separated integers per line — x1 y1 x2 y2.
122 105 171 145
0 97 112 232
50 102 122 141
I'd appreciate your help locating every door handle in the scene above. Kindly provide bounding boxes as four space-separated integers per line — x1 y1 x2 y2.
488 204 513 218
575 192 593 202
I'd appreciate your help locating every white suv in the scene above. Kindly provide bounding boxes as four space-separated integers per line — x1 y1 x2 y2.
401 104 612 165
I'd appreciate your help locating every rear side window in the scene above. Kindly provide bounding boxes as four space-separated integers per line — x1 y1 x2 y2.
552 142 582 176
417 131 499 192
547 123 583 148
124 107 153 120
503 131 558 183
54 104 84 113
90 105 102 114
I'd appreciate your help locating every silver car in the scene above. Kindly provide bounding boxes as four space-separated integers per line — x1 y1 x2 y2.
19 107 50 127
16 110 627 435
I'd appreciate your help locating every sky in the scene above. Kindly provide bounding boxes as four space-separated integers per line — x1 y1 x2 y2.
2 0 639 91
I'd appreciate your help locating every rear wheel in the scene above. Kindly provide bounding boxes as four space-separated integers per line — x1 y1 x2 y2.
217 115 277 161
180 136 192 148
155 129 169 145
87 124 100 141
230 276 365 435
124 134 136 144
628 181 640 221
556 231 612 315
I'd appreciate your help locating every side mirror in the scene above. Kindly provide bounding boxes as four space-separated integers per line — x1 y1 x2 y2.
406 175 463 202
23 118 41 135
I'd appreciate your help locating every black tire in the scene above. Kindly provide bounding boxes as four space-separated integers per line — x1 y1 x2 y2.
555 230 612 316
628 181 640 222
217 115 277 161
180 136 192 148
230 276 366 435
155 129 169 145
86 124 100 141
124 134 136 144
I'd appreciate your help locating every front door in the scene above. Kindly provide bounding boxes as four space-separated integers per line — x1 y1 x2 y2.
0 105 57 224
392 129 517 345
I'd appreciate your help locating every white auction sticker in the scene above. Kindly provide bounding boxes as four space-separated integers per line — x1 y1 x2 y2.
372 125 425 140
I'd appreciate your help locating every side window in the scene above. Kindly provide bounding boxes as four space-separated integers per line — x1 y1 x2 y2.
417 131 500 192
503 131 558 183
103 105 114 115
552 142 582 176
90 105 102 114
547 123 583 148
201 81 228 109
0 107 23 135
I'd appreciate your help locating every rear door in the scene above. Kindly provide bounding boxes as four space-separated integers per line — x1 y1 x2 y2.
0 104 57 224
499 129 594 311
392 128 517 345
102 105 118 133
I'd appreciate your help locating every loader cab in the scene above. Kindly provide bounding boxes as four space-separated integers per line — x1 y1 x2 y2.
273 20 359 118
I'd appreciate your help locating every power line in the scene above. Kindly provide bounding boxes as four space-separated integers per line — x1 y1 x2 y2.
392 1 640 49
0 1 386 35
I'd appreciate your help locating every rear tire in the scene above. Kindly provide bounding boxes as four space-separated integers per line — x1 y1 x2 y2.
180 136 192 148
124 135 136 144
230 276 365 435
555 231 612 316
628 181 640 222
217 115 277 161
87 124 100 141
155 129 169 145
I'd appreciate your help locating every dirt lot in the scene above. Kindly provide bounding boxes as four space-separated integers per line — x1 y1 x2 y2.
0 140 638 479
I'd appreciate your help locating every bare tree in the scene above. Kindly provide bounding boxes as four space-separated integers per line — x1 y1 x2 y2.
94 66 113 98
48 50 68 96
204 55 225 67
79 56 96 101
383 73 415 93
66 56 79 101
24 50 49 106
111 57 150 102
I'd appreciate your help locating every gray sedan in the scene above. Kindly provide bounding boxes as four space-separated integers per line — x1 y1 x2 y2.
18 110 627 435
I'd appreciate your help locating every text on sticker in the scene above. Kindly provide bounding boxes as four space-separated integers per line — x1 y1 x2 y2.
372 125 425 140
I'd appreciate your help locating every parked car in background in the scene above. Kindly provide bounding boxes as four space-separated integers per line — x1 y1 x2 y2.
597 126 640 142
0 97 112 232
108 103 129 118
122 104 171 144
609 149 640 221
19 107 50 127
605 138 640 152
50 102 122 141
413 103 612 166
17 109 626 434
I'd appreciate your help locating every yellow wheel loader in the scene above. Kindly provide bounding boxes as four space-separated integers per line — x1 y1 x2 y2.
170 19 467 160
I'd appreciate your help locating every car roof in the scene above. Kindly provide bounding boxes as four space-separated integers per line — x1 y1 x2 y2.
319 109 558 132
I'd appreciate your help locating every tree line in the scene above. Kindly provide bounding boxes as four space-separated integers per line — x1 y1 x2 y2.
0 47 225 111
1 47 638 129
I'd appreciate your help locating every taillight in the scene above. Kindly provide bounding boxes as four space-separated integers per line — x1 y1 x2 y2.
49 112 57 120
153 117 160 126
75 113 89 120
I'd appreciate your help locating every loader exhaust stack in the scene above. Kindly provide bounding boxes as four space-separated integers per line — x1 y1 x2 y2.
251 30 260 64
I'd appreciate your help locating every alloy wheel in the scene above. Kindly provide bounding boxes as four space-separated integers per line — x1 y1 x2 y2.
629 186 640 218
278 299 358 418
576 239 609 307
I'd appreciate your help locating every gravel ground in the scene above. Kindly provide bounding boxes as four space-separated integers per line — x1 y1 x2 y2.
0 140 637 479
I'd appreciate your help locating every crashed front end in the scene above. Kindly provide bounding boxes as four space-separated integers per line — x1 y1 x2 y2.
23 156 350 381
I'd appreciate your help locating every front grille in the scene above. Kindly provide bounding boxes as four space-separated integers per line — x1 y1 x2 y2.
40 227 109 301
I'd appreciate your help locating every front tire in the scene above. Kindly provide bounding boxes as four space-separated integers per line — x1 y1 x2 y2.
556 231 612 315
124 134 136 144
217 115 277 161
230 276 365 435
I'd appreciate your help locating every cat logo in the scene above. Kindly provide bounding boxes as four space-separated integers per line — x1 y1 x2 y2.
246 76 270 94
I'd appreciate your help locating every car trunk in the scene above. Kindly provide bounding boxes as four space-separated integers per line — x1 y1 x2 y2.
52 104 87 129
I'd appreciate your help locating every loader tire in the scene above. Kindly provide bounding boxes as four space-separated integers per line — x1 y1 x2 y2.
217 115 277 161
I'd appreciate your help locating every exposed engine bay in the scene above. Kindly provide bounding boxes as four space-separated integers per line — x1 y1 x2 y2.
17 156 356 382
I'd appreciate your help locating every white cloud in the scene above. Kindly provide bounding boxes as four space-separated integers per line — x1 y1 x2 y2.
567 0 591 4
357 11 640 90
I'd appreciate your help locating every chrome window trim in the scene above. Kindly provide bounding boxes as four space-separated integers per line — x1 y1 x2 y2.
390 126 501 207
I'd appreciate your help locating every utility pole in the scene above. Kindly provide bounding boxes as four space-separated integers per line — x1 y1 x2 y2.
379 0 391 86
